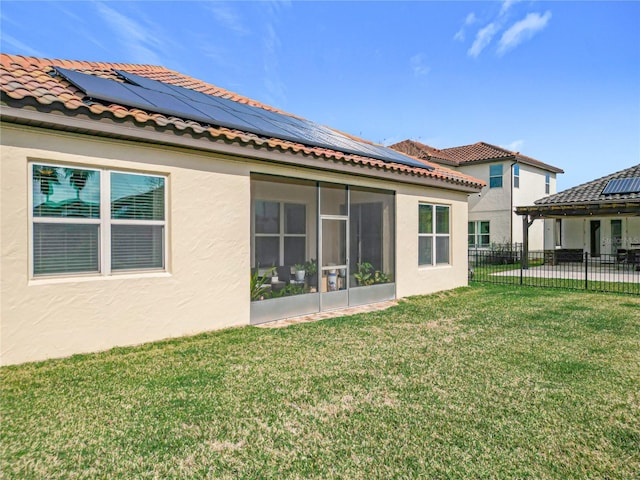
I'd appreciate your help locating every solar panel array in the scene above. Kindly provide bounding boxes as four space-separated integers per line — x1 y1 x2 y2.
55 67 432 171
602 177 640 195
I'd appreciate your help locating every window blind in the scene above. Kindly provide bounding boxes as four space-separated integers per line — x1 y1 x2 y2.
33 223 100 275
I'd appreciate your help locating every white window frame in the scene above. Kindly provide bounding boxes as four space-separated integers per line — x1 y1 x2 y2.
419 203 451 267
30 162 168 279
513 164 520 189
545 174 551 194
253 200 306 268
468 220 490 248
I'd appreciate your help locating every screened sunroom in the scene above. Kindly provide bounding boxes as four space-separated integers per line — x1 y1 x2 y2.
250 174 395 324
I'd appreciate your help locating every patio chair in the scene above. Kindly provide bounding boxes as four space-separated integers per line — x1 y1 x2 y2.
627 250 640 271
616 249 628 269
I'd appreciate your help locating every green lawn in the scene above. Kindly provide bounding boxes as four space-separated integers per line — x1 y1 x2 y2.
2 285 639 479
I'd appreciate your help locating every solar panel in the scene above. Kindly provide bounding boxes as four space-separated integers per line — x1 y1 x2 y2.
57 67 158 111
117 69 433 170
117 70 306 127
59 67 433 171
115 70 183 98
117 69 323 140
602 177 640 195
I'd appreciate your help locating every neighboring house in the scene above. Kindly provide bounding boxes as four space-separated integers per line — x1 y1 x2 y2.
516 164 640 257
0 54 483 365
391 140 564 250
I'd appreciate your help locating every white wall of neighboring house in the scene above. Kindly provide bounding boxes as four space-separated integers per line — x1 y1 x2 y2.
556 217 640 254
457 160 557 250
513 164 557 250
462 161 512 245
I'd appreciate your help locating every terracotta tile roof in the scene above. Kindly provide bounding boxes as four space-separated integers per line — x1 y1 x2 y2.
389 139 458 166
442 142 564 173
535 163 640 205
391 139 564 174
0 54 484 191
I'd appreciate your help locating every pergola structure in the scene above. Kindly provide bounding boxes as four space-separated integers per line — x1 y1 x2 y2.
515 164 640 268
516 201 640 268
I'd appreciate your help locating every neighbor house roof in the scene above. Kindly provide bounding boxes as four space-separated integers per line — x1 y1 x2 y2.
389 139 458 167
515 163 640 218
535 163 640 205
391 139 564 174
0 54 484 191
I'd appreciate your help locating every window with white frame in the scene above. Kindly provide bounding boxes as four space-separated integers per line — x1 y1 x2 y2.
513 164 520 188
419 203 450 266
31 163 166 277
254 200 306 267
490 164 503 188
545 174 551 194
468 221 490 247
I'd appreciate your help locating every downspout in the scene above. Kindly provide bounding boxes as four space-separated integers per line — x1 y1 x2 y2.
509 159 518 245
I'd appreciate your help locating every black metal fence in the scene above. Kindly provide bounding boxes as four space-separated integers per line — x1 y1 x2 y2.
469 246 640 295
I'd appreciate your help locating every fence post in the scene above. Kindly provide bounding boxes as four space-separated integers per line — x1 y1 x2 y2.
520 244 524 285
584 252 589 290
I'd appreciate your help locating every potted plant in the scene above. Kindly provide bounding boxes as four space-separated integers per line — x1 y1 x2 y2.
304 259 318 288
354 262 391 286
293 263 306 281
354 262 374 286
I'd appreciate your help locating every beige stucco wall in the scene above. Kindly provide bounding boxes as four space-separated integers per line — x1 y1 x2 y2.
1 125 471 365
2 126 253 365
394 185 469 298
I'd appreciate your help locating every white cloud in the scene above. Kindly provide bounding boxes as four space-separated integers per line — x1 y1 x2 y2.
468 22 499 58
500 0 521 16
497 11 552 56
94 2 165 64
207 3 249 36
0 33 45 57
454 12 477 41
503 139 525 152
410 54 430 77
260 2 292 105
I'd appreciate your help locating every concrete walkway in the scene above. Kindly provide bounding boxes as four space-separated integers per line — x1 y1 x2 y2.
491 263 640 283
255 300 399 328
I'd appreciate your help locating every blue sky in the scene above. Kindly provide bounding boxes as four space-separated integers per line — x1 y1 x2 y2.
2 1 639 190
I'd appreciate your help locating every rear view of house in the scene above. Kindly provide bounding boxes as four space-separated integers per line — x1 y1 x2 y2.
0 55 483 365
391 140 563 250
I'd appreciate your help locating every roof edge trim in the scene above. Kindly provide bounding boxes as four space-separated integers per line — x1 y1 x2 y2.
1 105 483 194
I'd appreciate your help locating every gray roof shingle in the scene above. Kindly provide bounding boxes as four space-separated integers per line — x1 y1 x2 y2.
535 164 640 205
